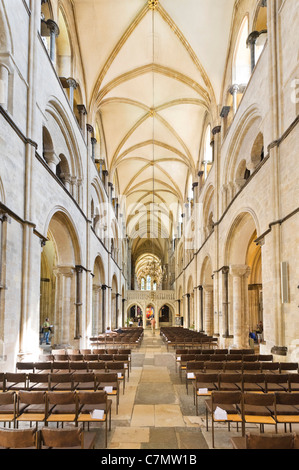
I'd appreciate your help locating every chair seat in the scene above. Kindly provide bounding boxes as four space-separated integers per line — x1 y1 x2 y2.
17 413 45 422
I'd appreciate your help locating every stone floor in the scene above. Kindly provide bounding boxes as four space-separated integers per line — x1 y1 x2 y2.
92 328 266 450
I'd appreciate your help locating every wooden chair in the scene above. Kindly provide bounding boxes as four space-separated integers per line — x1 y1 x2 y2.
241 373 265 393
279 363 299 374
46 391 78 427
0 373 5 392
218 373 242 392
77 391 112 448
116 354 130 378
52 361 71 373
261 362 280 374
69 361 89 372
27 373 50 391
49 373 74 391
241 362 262 374
241 392 277 434
288 373 299 392
84 354 99 363
72 373 96 391
106 362 126 393
52 354 69 362
5 373 27 391
95 373 119 414
185 361 205 394
80 349 92 355
0 392 17 428
205 391 243 448
193 373 218 416
178 354 196 381
16 362 35 373
0 427 37 449
88 362 106 373
264 373 289 392
16 391 47 429
231 432 296 450
204 361 224 373
39 426 96 449
258 354 273 362
67 354 84 362
34 361 53 373
274 392 299 432
223 362 243 373
226 354 243 362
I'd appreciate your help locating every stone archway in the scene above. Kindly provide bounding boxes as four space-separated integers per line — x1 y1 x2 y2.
224 211 262 348
40 211 81 347
92 256 105 335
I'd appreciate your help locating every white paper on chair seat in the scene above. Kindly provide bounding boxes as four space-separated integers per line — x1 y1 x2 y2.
177 357 181 361
198 388 208 394
117 372 122 378
104 386 113 393
214 406 228 420
187 372 195 379
90 409 104 420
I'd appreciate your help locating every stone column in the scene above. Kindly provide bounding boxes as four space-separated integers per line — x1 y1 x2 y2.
203 284 214 336
230 84 240 114
122 298 126 328
77 105 87 139
74 266 83 340
66 78 77 111
44 151 60 173
198 286 204 332
46 19 59 63
247 31 260 72
92 284 101 335
101 285 107 333
53 266 75 345
0 64 9 110
230 265 250 348
91 137 97 163
186 293 190 328
221 266 230 338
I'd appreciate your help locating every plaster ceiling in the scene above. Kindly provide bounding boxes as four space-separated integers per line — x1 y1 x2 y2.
73 0 235 254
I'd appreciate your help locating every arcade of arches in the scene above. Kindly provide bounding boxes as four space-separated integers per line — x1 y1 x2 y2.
0 0 298 374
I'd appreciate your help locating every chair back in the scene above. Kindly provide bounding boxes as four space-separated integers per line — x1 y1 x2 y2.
0 428 37 448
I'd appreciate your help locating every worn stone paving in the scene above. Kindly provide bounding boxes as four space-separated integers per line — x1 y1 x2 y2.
97 329 239 450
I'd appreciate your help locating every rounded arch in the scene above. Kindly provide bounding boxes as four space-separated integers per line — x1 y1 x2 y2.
223 105 262 190
45 97 83 182
224 210 260 267
200 255 213 286
44 207 82 266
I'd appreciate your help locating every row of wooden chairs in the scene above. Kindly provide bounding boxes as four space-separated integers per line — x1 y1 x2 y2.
50 348 132 356
231 431 299 449
0 390 112 447
176 354 276 375
193 372 299 415
1 369 125 402
204 391 299 448
176 348 258 356
183 359 298 381
0 426 98 449
17 354 131 375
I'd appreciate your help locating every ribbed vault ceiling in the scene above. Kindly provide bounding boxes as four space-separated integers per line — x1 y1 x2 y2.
73 0 235 256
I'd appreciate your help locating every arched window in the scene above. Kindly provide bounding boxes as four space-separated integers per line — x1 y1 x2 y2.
233 16 251 85
153 281 157 291
141 278 145 291
146 275 151 291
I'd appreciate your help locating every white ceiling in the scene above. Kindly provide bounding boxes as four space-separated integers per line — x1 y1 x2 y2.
73 0 235 253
